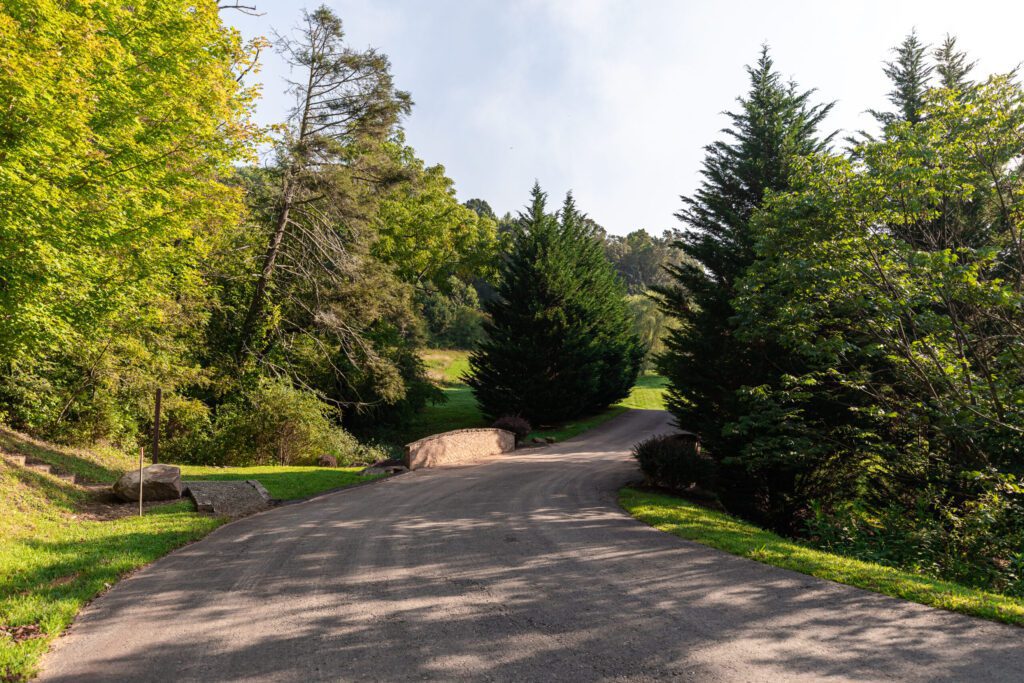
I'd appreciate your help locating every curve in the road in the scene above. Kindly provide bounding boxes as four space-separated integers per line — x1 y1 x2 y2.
41 409 1024 682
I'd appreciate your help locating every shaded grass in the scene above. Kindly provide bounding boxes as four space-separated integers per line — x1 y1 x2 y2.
0 461 222 682
178 465 381 500
402 383 488 444
620 487 1024 627
0 427 134 484
528 407 630 442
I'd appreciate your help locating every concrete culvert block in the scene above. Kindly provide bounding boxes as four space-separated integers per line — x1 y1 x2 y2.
404 428 515 470
361 458 408 476
184 480 272 517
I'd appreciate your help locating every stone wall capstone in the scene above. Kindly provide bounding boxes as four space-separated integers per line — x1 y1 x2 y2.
405 428 515 470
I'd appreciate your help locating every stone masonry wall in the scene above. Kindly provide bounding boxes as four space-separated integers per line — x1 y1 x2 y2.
405 428 515 470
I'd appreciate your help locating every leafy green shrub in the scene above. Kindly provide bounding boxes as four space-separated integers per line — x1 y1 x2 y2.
633 434 716 494
492 415 530 444
160 395 213 464
806 471 1024 597
185 379 384 466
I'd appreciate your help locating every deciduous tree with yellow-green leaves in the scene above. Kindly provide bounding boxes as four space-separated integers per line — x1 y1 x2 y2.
0 0 259 441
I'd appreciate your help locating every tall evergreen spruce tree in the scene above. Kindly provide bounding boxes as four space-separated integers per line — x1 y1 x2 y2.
468 185 642 424
934 35 975 91
871 31 934 126
655 48 832 517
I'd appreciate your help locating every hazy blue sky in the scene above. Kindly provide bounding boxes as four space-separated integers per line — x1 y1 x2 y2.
230 1 1024 235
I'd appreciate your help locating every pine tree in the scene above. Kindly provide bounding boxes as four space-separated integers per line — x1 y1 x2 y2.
559 194 645 410
468 185 642 424
655 47 832 483
871 31 934 125
934 34 975 91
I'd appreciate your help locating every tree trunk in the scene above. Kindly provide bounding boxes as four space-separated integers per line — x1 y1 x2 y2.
235 41 317 362
236 175 295 359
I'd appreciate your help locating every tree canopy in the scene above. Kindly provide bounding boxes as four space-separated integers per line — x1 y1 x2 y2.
653 34 1024 595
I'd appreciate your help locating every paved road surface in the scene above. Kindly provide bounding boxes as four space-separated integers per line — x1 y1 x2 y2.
41 410 1024 681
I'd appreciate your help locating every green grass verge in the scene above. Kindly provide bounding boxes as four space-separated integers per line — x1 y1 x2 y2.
0 463 224 682
620 487 1024 627
178 465 381 500
528 407 630 442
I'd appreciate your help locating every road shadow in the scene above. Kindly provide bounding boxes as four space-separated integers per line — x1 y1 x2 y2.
40 411 1024 682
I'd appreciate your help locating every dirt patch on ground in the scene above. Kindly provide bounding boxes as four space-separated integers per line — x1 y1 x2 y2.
72 488 188 521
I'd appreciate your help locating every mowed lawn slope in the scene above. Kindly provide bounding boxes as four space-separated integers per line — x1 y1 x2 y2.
0 439 222 682
0 429 377 682
403 350 667 444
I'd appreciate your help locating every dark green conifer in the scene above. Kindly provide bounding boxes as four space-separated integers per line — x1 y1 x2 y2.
655 47 832 498
468 184 642 424
934 34 975 91
871 31 934 125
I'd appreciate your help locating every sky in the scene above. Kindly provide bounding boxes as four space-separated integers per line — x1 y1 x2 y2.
228 0 1024 236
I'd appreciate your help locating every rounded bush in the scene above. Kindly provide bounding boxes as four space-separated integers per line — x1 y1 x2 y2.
633 433 715 493
492 415 531 444
183 378 387 467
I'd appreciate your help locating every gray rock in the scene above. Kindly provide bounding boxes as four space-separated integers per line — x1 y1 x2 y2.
317 454 338 467
113 464 183 502
184 480 272 517
361 464 407 476
371 458 405 468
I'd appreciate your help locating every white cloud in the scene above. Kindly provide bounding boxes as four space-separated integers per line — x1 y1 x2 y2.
232 0 1024 233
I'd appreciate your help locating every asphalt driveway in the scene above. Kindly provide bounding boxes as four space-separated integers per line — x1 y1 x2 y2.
41 409 1024 681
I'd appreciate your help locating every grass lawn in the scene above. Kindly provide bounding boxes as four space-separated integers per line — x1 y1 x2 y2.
620 487 1024 627
618 374 668 410
529 407 630 441
0 463 224 682
422 348 471 383
404 350 667 445
0 430 382 682
402 384 488 443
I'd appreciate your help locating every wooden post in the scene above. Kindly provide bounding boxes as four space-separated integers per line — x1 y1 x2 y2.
152 387 162 465
138 447 145 517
